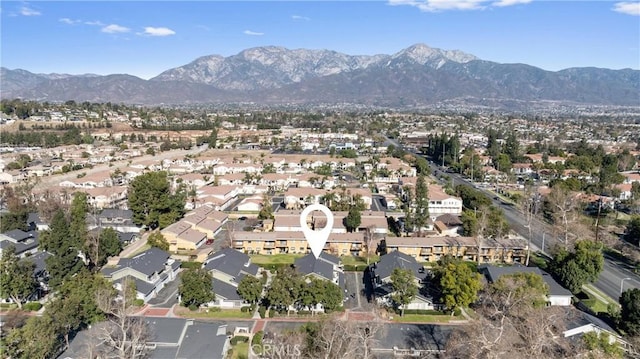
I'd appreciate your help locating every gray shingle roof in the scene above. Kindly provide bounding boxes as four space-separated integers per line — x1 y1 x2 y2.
0 230 39 255
212 278 242 301
175 321 228 359
120 247 171 277
98 208 134 220
113 276 156 296
145 317 188 344
204 248 260 278
371 250 424 282
294 252 340 283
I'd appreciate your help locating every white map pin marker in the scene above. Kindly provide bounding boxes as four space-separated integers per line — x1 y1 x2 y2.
300 204 334 259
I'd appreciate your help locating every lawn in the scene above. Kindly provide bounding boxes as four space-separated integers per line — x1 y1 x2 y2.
230 341 249 359
250 254 304 265
340 255 379 266
392 314 457 323
176 307 253 319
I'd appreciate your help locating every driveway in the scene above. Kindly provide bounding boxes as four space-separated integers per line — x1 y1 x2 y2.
147 274 182 307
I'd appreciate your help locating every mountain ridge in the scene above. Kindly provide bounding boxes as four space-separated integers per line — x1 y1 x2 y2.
2 44 638 109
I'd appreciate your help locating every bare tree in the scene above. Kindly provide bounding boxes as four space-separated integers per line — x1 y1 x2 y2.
95 278 149 359
363 225 376 266
445 273 574 359
548 186 579 247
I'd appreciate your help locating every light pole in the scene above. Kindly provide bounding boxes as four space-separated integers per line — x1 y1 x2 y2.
621 277 632 295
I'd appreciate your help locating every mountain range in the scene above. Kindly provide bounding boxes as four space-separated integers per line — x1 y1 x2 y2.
2 44 639 109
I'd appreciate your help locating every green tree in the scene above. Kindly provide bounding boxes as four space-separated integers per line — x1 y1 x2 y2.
85 227 123 268
550 240 604 293
435 260 482 312
413 174 429 234
619 288 640 336
179 268 215 309
128 171 186 229
460 209 478 236
390 268 417 316
344 206 362 233
319 280 343 312
4 315 60 359
265 267 303 315
488 272 549 309
208 128 218 148
257 193 274 220
147 231 170 251
0 246 37 309
626 215 640 245
42 210 83 289
69 192 89 248
582 332 623 358
237 275 263 305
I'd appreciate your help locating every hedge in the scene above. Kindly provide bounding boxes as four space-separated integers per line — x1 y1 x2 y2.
343 264 368 272
230 336 249 345
258 306 266 319
240 306 252 312
181 261 203 269
253 331 264 346
23 302 42 311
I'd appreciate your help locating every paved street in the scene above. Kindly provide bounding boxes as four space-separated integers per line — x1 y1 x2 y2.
436 161 640 302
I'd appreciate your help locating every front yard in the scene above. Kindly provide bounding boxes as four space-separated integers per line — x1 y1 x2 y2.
174 307 253 319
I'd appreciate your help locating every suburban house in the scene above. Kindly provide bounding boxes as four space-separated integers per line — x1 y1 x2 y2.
479 265 573 306
369 251 437 311
27 212 49 231
59 318 230 359
202 248 261 308
181 205 228 238
427 184 463 218
564 309 628 350
196 185 239 210
294 252 345 288
284 187 325 209
101 247 181 303
87 208 141 233
161 221 208 255
0 229 39 257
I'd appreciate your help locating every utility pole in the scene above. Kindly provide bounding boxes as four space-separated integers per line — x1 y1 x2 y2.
470 150 474 183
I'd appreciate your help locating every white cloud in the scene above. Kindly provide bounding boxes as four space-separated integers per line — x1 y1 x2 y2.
244 30 264 36
492 0 532 7
388 0 531 12
20 6 40 16
85 20 105 26
292 15 310 21
59 18 80 25
101 24 130 34
612 2 640 16
143 27 176 36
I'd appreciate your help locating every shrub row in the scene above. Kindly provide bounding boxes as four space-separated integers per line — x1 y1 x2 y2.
230 336 249 345
23 302 42 311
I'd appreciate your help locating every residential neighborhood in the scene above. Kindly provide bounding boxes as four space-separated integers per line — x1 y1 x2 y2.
0 101 639 358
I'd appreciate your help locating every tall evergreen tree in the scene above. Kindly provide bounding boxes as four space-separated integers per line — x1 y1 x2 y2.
414 174 430 234
42 210 83 289
128 171 186 229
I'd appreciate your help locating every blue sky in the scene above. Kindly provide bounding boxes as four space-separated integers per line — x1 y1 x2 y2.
1 1 639 79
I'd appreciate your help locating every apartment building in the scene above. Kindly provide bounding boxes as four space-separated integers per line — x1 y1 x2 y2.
382 235 528 264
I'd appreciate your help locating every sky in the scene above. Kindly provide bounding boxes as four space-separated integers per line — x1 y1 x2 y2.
1 1 639 79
